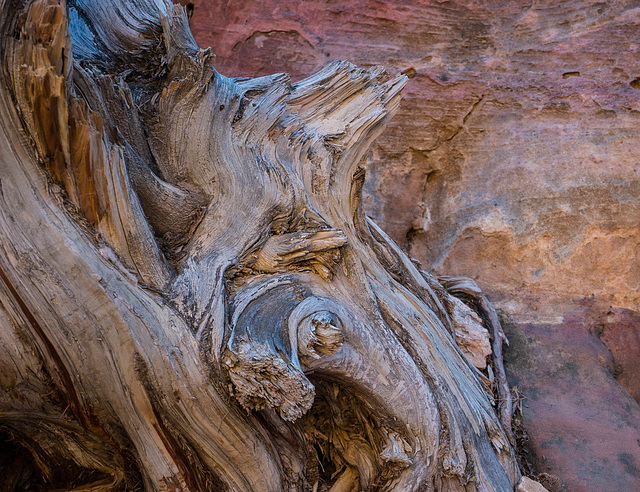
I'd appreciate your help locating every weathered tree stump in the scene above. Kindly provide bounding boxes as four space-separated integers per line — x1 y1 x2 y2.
0 0 520 490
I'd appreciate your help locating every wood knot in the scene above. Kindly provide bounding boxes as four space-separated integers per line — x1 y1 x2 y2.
298 310 344 361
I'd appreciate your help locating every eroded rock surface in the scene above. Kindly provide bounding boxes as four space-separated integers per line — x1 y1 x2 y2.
183 0 640 489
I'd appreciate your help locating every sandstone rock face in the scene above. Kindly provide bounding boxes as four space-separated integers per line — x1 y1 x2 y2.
184 0 640 489
505 301 640 491
516 476 549 492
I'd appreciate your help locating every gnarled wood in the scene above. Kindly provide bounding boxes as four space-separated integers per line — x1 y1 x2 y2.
0 0 521 490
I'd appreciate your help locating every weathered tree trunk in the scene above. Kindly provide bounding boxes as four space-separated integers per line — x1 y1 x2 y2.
0 0 521 490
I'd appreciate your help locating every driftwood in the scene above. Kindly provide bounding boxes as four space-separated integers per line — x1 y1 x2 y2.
0 0 520 490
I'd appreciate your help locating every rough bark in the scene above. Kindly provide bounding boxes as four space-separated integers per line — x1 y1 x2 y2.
0 0 520 490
